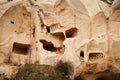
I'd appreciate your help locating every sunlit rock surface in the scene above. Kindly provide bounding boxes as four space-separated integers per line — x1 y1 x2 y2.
0 0 120 80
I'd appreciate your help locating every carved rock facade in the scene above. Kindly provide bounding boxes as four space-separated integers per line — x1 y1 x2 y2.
0 0 120 80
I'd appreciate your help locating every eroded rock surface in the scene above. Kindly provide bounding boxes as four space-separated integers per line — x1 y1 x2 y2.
0 0 120 80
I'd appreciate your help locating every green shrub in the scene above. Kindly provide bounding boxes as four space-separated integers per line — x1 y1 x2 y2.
56 60 74 76
11 63 71 80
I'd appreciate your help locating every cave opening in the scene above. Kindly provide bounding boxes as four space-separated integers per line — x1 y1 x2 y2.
80 50 84 57
40 39 57 52
12 42 30 55
65 27 78 38
10 21 14 24
46 27 50 33
40 39 65 53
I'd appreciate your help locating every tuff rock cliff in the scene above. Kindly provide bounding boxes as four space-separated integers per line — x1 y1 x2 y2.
0 0 120 80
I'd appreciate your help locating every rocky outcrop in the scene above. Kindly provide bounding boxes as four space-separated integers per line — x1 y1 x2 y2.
0 0 120 80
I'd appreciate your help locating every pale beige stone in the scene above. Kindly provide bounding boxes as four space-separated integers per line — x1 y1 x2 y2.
0 0 120 80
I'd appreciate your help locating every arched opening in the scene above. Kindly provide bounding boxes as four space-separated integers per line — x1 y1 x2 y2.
46 27 50 33
65 27 78 38
80 50 84 57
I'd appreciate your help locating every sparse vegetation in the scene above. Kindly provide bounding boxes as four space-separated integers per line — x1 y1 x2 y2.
11 63 71 80
56 60 74 76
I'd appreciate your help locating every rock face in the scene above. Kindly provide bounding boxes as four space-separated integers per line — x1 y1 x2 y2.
0 0 120 80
